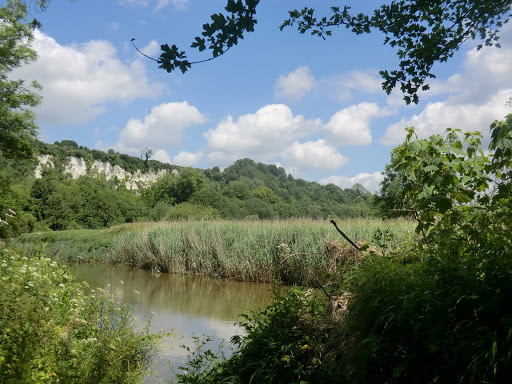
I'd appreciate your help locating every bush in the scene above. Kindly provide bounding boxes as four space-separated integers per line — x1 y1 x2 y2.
165 203 220 221
175 286 343 384
0 248 161 384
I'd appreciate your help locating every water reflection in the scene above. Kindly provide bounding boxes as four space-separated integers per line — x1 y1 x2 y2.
68 263 273 382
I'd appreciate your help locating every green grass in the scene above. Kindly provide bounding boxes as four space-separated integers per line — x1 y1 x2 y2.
12 218 414 285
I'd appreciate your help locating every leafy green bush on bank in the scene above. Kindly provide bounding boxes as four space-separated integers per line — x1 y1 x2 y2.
0 247 161 384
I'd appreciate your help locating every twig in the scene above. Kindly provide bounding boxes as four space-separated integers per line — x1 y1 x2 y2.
329 219 360 252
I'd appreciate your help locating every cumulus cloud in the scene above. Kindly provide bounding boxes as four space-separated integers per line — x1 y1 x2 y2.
173 151 203 166
325 102 388 146
119 101 205 149
204 104 322 166
329 70 382 101
275 66 315 102
282 140 348 170
12 30 162 125
141 40 160 57
321 172 384 193
153 149 171 163
381 89 512 145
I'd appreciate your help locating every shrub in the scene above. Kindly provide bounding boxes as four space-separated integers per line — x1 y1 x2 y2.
165 203 220 221
0 248 161 384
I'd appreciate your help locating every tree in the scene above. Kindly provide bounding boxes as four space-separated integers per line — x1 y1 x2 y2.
144 0 512 104
140 147 153 168
0 0 43 161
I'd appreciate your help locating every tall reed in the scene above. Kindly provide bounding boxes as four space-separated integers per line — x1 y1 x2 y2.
106 218 413 285
12 218 413 285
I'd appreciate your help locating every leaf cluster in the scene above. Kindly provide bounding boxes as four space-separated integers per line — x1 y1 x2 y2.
158 0 259 73
282 1 512 104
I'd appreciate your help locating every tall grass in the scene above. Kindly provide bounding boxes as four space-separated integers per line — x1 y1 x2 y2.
13 218 414 285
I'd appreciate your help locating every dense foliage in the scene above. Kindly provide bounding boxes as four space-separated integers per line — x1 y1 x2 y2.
0 0 42 161
0 247 160 383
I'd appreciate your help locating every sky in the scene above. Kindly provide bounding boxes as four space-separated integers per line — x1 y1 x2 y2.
11 0 512 192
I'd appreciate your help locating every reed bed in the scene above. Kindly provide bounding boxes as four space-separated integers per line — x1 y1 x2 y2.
106 218 413 285
13 218 414 285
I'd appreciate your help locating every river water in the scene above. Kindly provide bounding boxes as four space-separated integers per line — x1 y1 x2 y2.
68 263 274 383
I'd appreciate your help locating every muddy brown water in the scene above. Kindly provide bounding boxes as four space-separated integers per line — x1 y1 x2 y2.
68 263 274 383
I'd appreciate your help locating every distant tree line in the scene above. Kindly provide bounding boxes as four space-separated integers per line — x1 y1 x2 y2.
0 141 377 238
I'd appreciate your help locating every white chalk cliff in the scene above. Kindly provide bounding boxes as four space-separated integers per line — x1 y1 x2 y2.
35 155 177 191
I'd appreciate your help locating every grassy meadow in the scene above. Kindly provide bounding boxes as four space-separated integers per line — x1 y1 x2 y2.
12 218 414 285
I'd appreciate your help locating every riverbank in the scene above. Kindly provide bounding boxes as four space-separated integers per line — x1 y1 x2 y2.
12 218 413 285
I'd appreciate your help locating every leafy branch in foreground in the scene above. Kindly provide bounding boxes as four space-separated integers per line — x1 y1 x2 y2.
133 0 259 74
281 1 512 104
152 0 511 104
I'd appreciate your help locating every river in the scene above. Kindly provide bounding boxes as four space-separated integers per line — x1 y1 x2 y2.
68 263 274 383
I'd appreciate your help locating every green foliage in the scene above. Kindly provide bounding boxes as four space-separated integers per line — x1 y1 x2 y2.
157 0 259 74
385 116 511 241
340 115 512 383
201 159 375 219
3 139 374 238
282 1 511 104
0 248 161 383
142 168 206 208
0 0 41 161
28 173 144 232
165 203 220 221
175 287 338 384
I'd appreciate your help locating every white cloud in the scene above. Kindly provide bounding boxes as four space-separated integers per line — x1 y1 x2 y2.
275 66 315 102
329 70 382 101
153 149 171 163
173 151 203 166
381 89 512 145
204 104 322 166
325 102 388 146
141 40 160 57
12 30 162 125
321 172 384 193
119 101 205 148
282 140 348 170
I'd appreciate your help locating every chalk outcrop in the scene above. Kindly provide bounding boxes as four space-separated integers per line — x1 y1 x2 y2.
35 155 176 191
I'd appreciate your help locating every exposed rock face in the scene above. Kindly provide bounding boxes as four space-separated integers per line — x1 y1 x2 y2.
34 154 54 179
35 155 176 191
63 156 88 178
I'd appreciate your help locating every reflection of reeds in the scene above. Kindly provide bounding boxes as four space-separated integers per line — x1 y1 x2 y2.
14 218 414 285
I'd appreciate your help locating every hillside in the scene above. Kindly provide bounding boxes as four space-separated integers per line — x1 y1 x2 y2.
0 139 376 238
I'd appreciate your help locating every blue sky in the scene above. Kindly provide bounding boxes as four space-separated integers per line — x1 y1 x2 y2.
13 0 512 191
